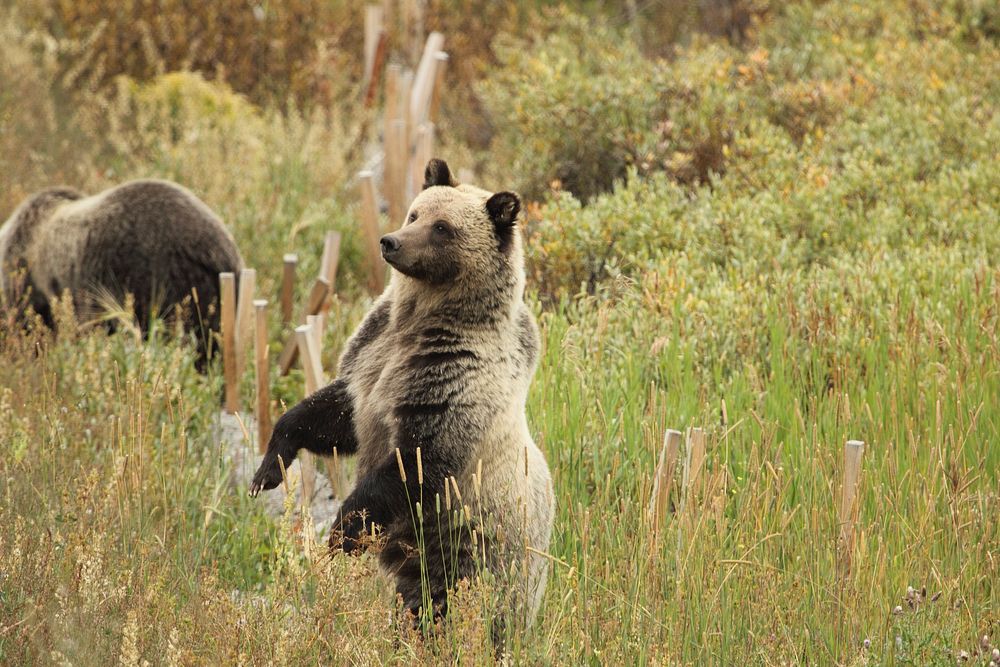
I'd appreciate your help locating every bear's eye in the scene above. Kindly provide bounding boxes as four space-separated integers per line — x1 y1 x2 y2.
432 221 450 236
407 211 418 224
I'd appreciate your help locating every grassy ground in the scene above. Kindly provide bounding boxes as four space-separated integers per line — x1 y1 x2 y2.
1 0 998 664
1 271 997 665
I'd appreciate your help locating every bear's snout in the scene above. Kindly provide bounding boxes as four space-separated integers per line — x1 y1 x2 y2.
380 235 401 259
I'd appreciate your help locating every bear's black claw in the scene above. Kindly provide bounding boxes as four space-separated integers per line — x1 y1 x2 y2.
249 458 284 497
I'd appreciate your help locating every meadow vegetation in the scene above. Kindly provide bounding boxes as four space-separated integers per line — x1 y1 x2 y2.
1 0 997 664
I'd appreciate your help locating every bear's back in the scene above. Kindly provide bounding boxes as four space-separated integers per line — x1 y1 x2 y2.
56 180 234 260
27 180 240 299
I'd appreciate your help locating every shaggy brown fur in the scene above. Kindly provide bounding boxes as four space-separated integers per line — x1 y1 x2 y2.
0 179 242 364
250 160 553 645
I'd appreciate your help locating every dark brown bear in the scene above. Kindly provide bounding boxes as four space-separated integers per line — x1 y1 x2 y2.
0 179 243 365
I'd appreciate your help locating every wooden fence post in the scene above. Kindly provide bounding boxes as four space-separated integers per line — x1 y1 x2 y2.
683 427 707 508
318 232 342 301
410 123 434 203
428 51 448 124
280 254 297 326
400 70 414 200
649 429 683 538
409 32 445 129
358 171 385 295
675 426 708 558
385 62 402 122
401 0 424 65
220 272 237 414
838 439 865 575
363 5 382 86
305 314 325 383
234 268 256 378
277 277 331 376
294 324 321 510
384 63 403 222
302 310 345 499
388 119 409 224
254 299 271 452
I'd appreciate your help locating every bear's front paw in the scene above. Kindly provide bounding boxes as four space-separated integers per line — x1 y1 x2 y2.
248 455 285 497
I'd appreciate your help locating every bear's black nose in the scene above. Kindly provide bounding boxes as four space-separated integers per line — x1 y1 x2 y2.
380 235 400 256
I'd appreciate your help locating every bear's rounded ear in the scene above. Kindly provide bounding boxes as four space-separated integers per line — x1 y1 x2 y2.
423 158 457 189
486 191 520 226
485 191 521 253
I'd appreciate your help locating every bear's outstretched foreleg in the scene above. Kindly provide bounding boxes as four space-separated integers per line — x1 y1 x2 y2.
249 378 358 496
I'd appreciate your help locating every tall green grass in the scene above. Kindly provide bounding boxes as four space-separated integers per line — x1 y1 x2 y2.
526 273 998 664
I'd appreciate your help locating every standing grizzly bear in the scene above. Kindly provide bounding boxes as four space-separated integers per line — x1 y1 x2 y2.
0 179 243 364
250 159 554 641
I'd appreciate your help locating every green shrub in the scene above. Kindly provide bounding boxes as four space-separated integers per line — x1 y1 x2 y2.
480 11 755 201
478 12 666 201
524 0 999 296
17 0 360 105
0 7 98 214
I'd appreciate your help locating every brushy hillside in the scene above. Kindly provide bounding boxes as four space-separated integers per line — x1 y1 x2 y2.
1 1 998 664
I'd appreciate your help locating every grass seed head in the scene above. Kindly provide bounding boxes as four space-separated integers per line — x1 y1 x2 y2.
395 448 406 483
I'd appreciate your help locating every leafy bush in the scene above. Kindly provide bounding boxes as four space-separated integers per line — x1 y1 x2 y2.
422 1 778 151
479 12 667 201
523 0 999 296
0 7 99 214
479 12 754 201
17 0 360 105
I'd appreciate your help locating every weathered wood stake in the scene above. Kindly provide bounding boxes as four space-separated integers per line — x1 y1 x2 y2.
388 119 408 223
362 4 385 91
410 32 445 128
676 427 708 555
220 272 238 413
327 449 343 500
385 63 403 122
280 254 297 326
358 171 385 295
384 63 403 221
683 427 707 506
277 277 331 376
234 268 256 378
428 51 448 124
399 70 414 199
410 122 434 203
254 299 271 453
306 314 325 383
318 232 342 301
307 303 342 498
294 323 321 509
365 32 389 107
649 429 683 536
402 0 424 65
838 439 865 574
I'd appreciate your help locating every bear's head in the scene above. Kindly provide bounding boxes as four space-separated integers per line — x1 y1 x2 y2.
0 187 83 293
379 159 522 288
